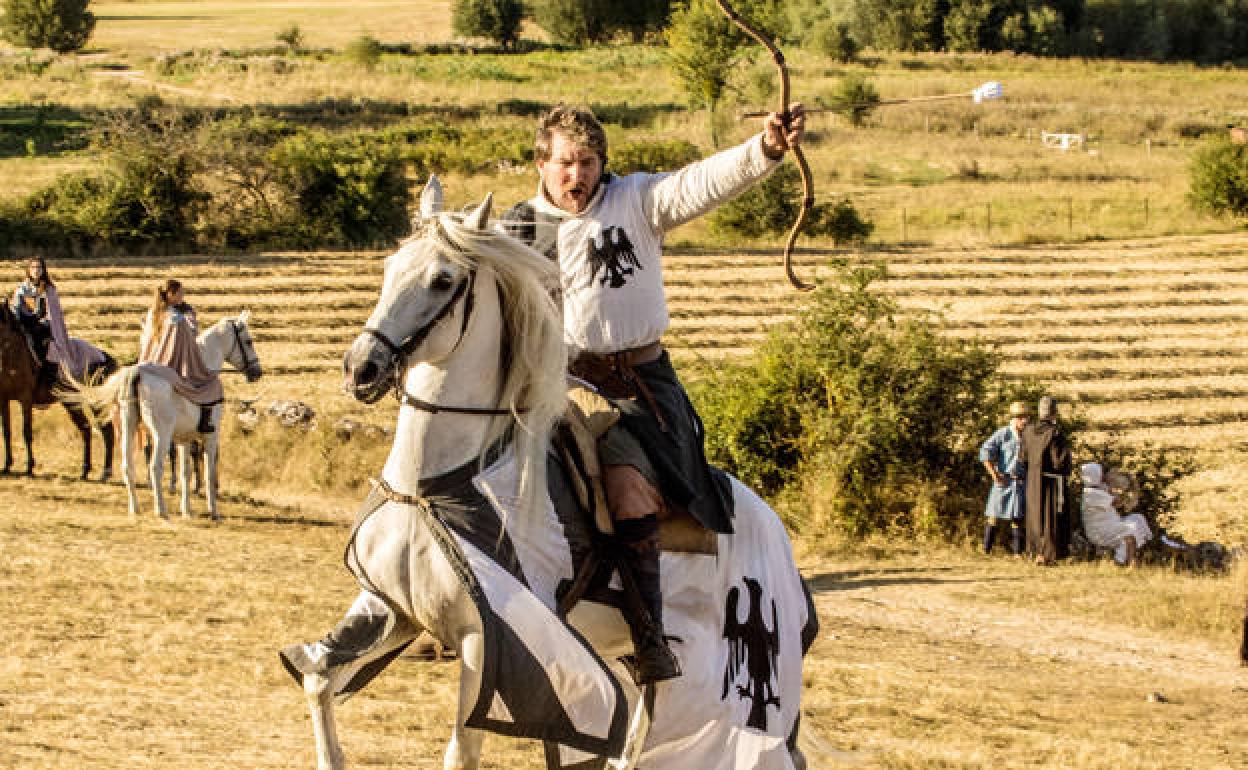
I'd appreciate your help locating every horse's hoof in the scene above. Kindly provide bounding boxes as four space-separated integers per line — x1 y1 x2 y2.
99 470 112 484
80 468 90 482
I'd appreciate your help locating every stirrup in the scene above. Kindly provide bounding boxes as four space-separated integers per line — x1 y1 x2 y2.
624 628 681 686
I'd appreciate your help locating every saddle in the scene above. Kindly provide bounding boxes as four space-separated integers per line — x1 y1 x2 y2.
554 383 717 556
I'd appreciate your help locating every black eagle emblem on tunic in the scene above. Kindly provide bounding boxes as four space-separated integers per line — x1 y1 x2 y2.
588 226 642 288
722 576 781 730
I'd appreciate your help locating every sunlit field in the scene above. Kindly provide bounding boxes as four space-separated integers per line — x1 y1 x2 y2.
2 2 1248 768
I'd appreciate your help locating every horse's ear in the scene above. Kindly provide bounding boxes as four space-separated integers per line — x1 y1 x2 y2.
464 192 493 231
419 175 444 223
237 309 251 326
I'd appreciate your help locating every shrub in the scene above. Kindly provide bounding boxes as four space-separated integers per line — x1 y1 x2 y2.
690 261 1023 536
611 138 701 173
452 0 526 49
344 35 382 70
809 19 860 62
1188 138 1248 218
711 164 875 242
276 24 304 52
1 0 95 53
810 197 873 245
817 73 880 127
268 132 410 248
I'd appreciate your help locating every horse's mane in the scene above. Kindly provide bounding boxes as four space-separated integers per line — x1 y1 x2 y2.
430 213 568 518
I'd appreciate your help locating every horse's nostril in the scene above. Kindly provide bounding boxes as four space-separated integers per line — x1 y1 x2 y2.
356 360 379 385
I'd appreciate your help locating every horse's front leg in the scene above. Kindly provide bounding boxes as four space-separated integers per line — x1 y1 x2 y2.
20 400 34 476
177 444 193 518
203 434 220 522
1 399 12 474
304 670 347 770
445 631 487 770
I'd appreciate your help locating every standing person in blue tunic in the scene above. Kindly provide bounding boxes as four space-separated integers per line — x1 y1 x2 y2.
979 401 1030 554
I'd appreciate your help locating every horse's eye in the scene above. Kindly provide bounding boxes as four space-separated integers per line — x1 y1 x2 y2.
430 272 454 292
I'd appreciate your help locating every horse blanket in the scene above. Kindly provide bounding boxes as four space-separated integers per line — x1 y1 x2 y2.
347 450 817 770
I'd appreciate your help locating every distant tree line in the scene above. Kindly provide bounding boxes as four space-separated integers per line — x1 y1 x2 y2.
846 0 1248 62
453 0 1248 63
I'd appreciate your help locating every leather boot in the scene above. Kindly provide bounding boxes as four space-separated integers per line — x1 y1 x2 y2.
614 515 681 686
1009 523 1024 555
197 405 215 433
982 521 997 554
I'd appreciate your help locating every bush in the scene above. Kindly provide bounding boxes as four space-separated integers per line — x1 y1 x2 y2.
611 138 701 173
344 35 382 69
452 0 526 49
810 198 873 245
1 0 95 53
817 73 880 127
276 24 304 52
268 132 410 248
711 164 875 243
691 261 1025 536
1188 137 1248 218
809 19 860 62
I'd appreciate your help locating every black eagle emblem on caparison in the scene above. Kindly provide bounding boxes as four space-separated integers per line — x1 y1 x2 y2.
722 577 781 730
588 226 642 288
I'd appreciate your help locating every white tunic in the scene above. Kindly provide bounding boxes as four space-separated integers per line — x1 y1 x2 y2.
524 135 778 354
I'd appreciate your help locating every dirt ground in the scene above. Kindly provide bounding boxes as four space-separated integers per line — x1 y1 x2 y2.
1 472 1245 769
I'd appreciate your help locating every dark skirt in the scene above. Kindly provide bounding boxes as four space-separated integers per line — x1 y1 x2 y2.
602 351 735 534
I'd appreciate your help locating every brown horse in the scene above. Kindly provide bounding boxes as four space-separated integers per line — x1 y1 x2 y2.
0 303 115 479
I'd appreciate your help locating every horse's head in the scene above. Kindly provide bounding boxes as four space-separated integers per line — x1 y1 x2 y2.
344 177 494 404
226 310 263 382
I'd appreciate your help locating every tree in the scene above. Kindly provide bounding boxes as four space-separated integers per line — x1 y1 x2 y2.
665 0 785 146
452 0 526 49
1 0 96 53
531 0 672 45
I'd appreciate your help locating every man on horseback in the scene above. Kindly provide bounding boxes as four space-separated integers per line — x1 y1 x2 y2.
502 103 806 685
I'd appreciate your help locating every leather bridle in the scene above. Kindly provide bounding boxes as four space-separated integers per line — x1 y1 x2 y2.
226 320 262 381
360 269 521 417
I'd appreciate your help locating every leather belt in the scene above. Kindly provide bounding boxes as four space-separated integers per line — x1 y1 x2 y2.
569 341 667 430
573 341 662 370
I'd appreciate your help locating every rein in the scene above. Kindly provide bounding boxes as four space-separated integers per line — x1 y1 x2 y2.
365 270 523 418
224 320 261 378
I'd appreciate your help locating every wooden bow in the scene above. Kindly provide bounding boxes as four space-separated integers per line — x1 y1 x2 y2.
713 0 814 291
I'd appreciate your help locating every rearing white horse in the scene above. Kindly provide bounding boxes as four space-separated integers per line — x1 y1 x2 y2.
281 191 814 770
74 312 262 521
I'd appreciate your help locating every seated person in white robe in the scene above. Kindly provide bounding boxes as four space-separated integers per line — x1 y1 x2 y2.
1080 462 1152 567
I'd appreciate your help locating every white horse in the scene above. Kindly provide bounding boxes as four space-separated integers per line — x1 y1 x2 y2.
283 190 813 770
76 312 261 521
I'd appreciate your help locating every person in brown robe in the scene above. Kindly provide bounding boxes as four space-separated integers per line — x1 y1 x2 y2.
1014 395 1073 565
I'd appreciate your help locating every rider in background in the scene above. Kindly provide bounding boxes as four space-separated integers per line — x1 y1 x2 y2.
140 279 217 433
11 256 58 387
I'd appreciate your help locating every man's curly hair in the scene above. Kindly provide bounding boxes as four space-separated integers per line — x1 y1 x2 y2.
535 104 607 164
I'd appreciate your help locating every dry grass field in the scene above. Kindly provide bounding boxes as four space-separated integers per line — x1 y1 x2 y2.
3 474 1246 769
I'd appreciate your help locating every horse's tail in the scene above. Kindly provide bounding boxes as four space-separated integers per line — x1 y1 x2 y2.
58 366 134 433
